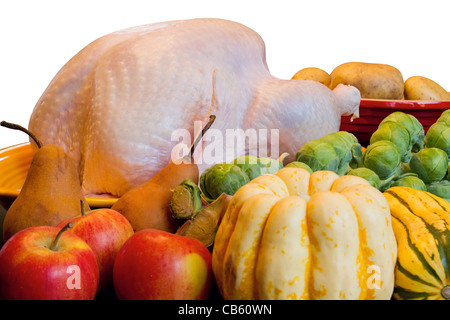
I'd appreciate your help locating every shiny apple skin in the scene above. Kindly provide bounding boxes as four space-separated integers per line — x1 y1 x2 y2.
57 208 134 293
113 228 213 300
0 226 99 300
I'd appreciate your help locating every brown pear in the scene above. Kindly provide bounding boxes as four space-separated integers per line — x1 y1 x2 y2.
1 121 90 243
111 115 216 233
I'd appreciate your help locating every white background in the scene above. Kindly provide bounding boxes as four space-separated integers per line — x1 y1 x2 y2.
0 0 449 149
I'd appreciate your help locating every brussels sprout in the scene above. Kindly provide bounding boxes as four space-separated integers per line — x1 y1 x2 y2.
350 143 364 169
380 112 425 152
285 161 313 174
409 147 449 184
362 140 401 180
437 109 450 126
232 156 262 180
424 122 450 158
200 163 250 201
320 131 362 175
346 167 381 189
370 121 412 162
391 175 427 191
426 180 450 201
296 139 340 173
176 193 232 248
232 155 284 180
170 179 203 219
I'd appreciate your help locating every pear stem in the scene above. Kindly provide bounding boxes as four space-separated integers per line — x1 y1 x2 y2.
190 115 216 159
50 222 73 251
0 121 43 148
80 200 86 216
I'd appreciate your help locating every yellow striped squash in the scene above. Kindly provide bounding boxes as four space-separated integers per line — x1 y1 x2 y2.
383 186 450 300
212 167 397 300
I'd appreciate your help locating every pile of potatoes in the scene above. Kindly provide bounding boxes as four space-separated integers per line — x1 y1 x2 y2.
292 62 450 101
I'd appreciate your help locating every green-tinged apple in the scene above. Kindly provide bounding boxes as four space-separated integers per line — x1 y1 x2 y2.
113 228 213 300
57 206 134 293
0 224 99 300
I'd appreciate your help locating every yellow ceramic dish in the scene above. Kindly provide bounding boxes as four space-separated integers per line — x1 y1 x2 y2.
0 142 118 210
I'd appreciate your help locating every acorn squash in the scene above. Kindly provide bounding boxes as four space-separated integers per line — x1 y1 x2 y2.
383 186 450 300
212 167 397 300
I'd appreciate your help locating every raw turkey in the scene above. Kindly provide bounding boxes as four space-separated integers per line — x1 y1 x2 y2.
28 18 360 198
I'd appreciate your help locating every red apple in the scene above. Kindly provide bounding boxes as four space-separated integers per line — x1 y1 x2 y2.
57 207 134 293
113 228 213 300
0 224 99 300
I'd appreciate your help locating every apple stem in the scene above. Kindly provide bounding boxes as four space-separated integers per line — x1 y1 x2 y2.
50 222 74 251
0 121 43 148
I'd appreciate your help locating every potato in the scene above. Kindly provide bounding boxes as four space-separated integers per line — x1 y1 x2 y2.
291 67 330 87
404 76 450 100
329 62 404 99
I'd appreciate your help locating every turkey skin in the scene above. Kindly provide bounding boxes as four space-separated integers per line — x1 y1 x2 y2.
28 18 360 197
